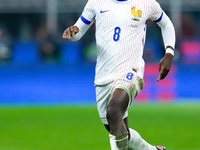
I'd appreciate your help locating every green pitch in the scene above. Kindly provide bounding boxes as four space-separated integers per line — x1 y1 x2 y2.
0 104 200 150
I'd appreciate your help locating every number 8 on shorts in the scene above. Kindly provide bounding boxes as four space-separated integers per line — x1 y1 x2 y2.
126 72 134 80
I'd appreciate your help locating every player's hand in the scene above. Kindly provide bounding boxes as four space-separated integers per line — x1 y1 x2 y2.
62 26 79 40
157 53 173 82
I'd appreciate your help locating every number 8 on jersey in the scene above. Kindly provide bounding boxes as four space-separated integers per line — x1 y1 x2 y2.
113 27 121 42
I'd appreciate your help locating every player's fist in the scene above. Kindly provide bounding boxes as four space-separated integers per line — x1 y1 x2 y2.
62 26 79 40
157 53 173 82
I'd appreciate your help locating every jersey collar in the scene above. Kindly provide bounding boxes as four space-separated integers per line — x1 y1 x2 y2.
114 0 128 3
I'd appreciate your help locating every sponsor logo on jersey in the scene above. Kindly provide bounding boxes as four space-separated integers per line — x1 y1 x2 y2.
100 10 110 14
131 6 142 21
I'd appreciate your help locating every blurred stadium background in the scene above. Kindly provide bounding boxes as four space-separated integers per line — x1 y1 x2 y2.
0 0 199 104
0 0 200 150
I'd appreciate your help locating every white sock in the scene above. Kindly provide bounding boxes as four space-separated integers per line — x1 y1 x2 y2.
109 132 128 150
128 128 156 150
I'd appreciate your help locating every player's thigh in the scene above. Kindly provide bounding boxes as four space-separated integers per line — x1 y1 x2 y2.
112 76 143 107
96 83 112 125
96 71 144 125
107 88 129 115
96 83 130 125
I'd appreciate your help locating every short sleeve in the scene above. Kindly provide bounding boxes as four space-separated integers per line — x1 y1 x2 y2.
149 0 163 22
81 0 96 25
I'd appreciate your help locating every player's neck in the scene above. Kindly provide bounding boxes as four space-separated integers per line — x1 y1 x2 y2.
116 0 128 1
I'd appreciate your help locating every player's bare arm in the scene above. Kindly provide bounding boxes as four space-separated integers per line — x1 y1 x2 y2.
62 26 79 40
156 11 176 82
157 46 174 82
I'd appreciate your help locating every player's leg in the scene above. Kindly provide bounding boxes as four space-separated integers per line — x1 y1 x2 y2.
104 89 164 149
107 88 129 135
96 73 165 150
128 128 158 150
105 117 163 150
107 88 129 150
96 83 129 149
104 118 129 138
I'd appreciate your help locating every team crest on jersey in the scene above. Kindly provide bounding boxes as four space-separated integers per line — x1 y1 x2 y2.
131 6 142 22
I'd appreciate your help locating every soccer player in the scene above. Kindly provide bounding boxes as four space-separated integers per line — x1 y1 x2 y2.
62 0 175 149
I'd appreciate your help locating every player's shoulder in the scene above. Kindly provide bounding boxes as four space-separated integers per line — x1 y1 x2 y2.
141 0 161 7
149 0 161 4
137 0 156 6
140 0 159 3
87 0 100 4
85 0 99 8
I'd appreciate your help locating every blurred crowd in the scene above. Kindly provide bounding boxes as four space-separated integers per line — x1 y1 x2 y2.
0 11 199 65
